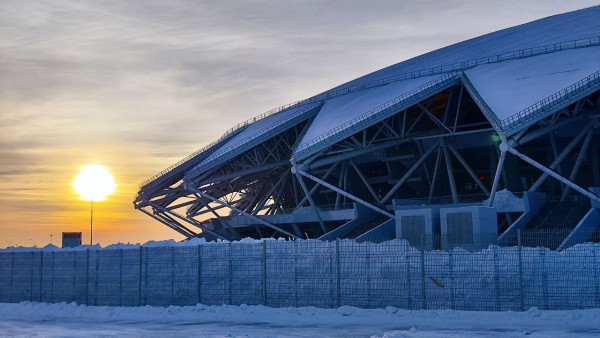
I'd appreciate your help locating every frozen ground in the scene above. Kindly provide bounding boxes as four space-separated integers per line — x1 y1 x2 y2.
1 302 599 337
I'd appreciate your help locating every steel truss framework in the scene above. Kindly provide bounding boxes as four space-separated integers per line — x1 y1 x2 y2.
135 72 600 247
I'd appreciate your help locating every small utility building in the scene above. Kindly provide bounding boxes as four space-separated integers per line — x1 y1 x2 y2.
62 232 82 248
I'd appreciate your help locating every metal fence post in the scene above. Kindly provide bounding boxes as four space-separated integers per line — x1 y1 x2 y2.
262 241 267 306
449 250 454 310
517 229 525 311
73 251 77 303
30 252 34 302
86 249 89 306
138 246 142 307
94 250 99 306
539 248 549 310
294 240 298 308
144 247 148 306
39 251 44 302
228 243 233 305
119 249 123 307
366 243 372 308
406 250 412 309
420 236 427 310
493 246 500 311
593 246 599 308
51 251 55 303
171 246 175 306
336 238 341 308
9 252 14 303
198 245 202 305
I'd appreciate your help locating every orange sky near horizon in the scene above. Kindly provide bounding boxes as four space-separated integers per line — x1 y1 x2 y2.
0 143 186 247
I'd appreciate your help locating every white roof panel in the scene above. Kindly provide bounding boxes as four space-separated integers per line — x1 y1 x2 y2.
466 47 600 122
295 74 451 157
189 102 320 176
335 6 600 90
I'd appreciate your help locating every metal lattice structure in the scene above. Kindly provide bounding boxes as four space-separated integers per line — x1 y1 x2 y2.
135 7 600 249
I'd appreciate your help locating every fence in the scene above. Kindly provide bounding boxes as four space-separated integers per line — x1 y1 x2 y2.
1 234 599 311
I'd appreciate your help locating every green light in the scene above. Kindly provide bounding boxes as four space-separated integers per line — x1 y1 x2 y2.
492 133 502 142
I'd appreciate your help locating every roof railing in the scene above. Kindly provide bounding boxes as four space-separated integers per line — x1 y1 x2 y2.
499 70 600 131
139 36 599 189
294 73 460 158
139 101 309 189
187 102 323 177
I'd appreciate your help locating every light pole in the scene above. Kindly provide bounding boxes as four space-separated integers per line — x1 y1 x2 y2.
50 234 53 245
73 165 115 246
90 194 94 245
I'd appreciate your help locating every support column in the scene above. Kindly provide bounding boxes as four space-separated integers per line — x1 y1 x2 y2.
294 173 328 233
428 149 442 203
560 129 594 201
487 145 507 207
442 139 459 203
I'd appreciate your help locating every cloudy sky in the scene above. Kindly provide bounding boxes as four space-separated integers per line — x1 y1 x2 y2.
0 0 597 247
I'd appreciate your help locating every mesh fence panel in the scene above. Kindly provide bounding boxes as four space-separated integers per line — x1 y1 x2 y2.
0 234 599 311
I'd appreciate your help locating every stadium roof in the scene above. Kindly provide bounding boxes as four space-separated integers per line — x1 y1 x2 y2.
141 6 600 192
193 6 600 170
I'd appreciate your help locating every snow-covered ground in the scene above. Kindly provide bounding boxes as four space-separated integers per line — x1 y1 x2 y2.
1 302 599 337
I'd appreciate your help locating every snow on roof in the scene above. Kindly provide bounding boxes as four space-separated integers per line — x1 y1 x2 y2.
289 7 600 157
186 102 321 178
465 46 600 124
146 7 600 182
334 6 600 90
294 74 450 158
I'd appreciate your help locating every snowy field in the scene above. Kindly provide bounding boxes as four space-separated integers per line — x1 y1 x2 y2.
1 302 599 337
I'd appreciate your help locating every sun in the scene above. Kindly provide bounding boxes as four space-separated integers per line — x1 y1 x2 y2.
72 165 116 201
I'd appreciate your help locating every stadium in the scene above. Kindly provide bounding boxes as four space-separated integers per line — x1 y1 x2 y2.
135 7 600 250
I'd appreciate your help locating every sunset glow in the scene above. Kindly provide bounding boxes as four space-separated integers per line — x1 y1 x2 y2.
72 165 116 201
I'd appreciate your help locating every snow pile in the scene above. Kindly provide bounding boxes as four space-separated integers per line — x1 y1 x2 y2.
0 302 599 337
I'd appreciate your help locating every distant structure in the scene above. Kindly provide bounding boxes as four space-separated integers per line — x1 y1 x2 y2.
62 232 82 248
135 7 600 250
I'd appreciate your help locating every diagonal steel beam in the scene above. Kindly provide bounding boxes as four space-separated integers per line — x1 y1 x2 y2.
529 122 594 192
293 161 340 211
417 102 453 134
447 143 490 196
560 129 594 201
442 139 459 204
508 146 600 204
294 173 329 233
381 139 441 204
296 168 394 219
428 149 442 203
138 207 196 238
193 194 241 240
252 170 290 215
191 188 300 239
349 160 381 203
148 201 228 240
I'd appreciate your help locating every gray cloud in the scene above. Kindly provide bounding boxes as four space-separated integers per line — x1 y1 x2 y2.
2 1 597 152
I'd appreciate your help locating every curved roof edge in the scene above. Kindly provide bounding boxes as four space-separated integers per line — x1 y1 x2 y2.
293 73 460 161
185 101 323 181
